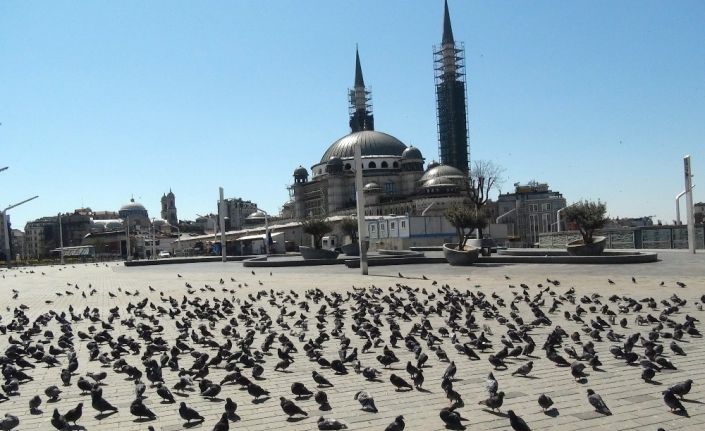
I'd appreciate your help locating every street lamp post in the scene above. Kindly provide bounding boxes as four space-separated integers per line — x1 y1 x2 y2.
58 213 64 265
354 143 368 275
219 187 226 262
3 195 39 268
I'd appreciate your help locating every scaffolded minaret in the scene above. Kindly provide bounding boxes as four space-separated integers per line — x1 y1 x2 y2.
434 0 469 175
348 47 374 132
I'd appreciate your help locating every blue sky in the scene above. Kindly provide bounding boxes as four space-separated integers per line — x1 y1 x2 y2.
1 0 704 228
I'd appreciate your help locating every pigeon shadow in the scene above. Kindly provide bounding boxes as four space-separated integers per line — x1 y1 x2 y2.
544 408 560 417
174 392 190 398
319 404 332 411
183 420 204 428
47 398 61 404
682 399 704 404
671 410 690 418
30 408 43 415
517 375 540 380
67 425 86 431
252 396 270 404
95 411 118 420
286 416 307 422
416 387 433 394
133 417 157 423
444 424 466 430
207 397 224 402
645 380 663 386
482 409 508 418
227 413 241 422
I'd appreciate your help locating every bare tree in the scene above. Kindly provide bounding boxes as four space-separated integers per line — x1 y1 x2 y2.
467 160 505 210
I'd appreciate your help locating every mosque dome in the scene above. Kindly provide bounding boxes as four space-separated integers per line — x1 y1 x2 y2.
423 176 457 188
119 199 146 213
320 130 407 162
420 164 466 182
401 146 423 160
363 182 382 193
293 166 309 178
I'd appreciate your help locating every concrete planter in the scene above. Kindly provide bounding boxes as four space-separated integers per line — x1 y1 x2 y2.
443 243 480 266
467 238 497 256
299 246 340 260
340 242 360 256
566 236 607 256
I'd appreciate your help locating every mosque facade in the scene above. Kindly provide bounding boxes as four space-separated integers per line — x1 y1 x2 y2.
288 1 471 219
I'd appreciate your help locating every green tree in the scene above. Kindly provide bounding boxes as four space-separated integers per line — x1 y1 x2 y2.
340 217 358 243
301 217 333 249
445 205 488 250
564 200 607 244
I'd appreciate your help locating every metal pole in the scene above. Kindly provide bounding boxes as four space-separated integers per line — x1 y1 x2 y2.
125 216 131 261
684 155 696 253
58 213 64 265
263 211 270 255
151 218 155 259
219 187 226 262
354 143 368 275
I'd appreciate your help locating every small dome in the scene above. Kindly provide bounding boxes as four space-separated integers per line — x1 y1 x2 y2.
119 198 147 213
420 164 466 182
327 156 343 166
402 146 423 160
427 160 440 170
153 218 167 226
293 166 308 177
423 176 457 188
321 130 407 162
363 182 382 192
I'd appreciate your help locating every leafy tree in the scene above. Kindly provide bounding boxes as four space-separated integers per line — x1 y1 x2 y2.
301 217 333 249
445 205 488 250
563 200 607 244
340 217 358 242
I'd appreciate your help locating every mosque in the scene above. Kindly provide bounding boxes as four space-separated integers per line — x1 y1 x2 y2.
287 1 472 219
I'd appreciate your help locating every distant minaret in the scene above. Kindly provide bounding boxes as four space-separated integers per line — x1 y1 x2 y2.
434 0 469 175
348 47 374 133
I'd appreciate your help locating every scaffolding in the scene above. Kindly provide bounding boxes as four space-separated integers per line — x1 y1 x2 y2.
348 86 374 132
433 41 469 175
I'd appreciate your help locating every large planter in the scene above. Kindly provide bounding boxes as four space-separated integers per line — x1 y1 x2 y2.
340 242 360 256
300 246 340 260
566 236 607 256
467 238 497 256
443 243 480 266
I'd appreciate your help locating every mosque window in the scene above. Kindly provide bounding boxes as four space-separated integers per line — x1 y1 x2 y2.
345 163 351 170
384 181 396 195
381 161 388 168
368 161 377 169
393 162 399 168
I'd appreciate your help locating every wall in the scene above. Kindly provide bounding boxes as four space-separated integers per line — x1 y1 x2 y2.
539 226 705 249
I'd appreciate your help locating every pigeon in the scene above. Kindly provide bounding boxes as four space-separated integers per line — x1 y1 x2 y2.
479 391 505 412
29 395 42 413
130 398 156 420
156 383 175 403
63 402 83 424
508 410 531 431
0 414 19 431
247 383 270 400
179 402 204 423
213 412 229 431
354 390 378 412
224 397 238 418
291 382 313 398
315 391 329 409
670 341 686 356
390 373 413 391
280 396 308 417
443 361 457 380
538 394 553 412
663 389 688 414
512 361 533 377
317 416 348 430
313 371 334 387
91 389 118 415
45 385 62 401
51 408 69 430
668 379 693 399
385 415 405 431
439 407 466 429
485 372 498 395
586 389 611 415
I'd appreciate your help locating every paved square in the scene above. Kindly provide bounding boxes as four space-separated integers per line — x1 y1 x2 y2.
1 250 704 431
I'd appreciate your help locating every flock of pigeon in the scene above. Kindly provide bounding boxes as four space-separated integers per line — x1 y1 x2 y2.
0 266 701 431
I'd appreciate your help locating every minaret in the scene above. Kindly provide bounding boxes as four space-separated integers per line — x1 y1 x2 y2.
434 0 469 175
348 47 374 133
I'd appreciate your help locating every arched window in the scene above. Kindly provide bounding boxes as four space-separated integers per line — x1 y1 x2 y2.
381 161 388 168
345 163 351 170
368 161 377 169
393 161 399 168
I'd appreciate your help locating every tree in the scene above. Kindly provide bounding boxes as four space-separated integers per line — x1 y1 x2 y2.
467 160 504 238
340 217 358 243
445 205 488 250
563 200 607 244
301 217 333 249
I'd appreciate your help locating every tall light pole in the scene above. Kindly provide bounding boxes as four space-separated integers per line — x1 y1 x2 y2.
219 187 226 262
354 143 368 275
684 155 696 253
3 195 39 268
58 213 64 265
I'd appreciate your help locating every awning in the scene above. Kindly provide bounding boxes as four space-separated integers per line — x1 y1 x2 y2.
236 232 283 241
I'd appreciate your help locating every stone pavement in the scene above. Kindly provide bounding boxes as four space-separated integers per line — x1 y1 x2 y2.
1 250 704 431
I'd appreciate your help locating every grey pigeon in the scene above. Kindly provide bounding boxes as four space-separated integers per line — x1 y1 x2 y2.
0 414 19 431
439 407 466 429
354 390 378 412
63 402 82 424
538 394 553 411
213 412 229 431
280 397 307 417
512 361 534 377
587 389 611 415
45 385 62 401
317 416 348 430
385 415 405 431
663 389 688 414
669 379 693 399
130 398 156 420
479 391 505 412
179 402 204 423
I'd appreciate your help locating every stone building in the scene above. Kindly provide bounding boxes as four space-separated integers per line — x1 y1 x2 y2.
289 4 473 220
160 190 178 226
496 181 567 247
118 198 150 232
222 198 258 231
